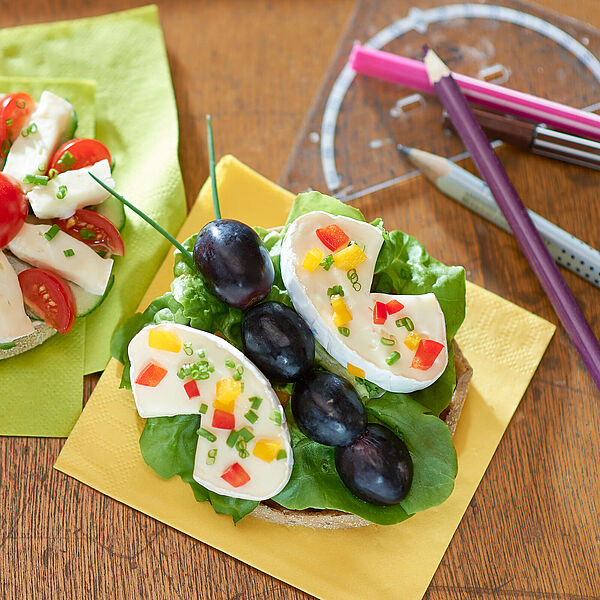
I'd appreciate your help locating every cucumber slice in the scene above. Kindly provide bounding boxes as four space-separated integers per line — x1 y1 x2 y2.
68 274 115 318
94 196 126 231
64 107 78 141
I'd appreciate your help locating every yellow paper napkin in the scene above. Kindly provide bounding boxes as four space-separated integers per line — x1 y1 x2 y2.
0 77 95 437
56 156 555 600
0 5 187 375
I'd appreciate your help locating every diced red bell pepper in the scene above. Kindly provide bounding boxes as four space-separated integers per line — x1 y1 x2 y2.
316 224 350 252
135 362 168 387
212 409 235 430
373 301 387 325
184 379 200 399
221 462 251 488
411 339 445 370
386 299 404 315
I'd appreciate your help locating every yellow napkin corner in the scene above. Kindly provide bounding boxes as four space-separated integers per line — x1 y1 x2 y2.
56 156 555 600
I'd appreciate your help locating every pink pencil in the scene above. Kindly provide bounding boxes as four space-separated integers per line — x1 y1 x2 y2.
350 45 600 142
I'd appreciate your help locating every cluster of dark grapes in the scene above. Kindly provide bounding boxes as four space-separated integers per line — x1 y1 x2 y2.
194 218 413 506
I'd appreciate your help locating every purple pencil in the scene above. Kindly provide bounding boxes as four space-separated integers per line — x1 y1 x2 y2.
423 48 600 393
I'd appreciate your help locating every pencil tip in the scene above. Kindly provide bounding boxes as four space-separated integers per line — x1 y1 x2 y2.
423 48 450 84
398 145 411 156
422 44 429 57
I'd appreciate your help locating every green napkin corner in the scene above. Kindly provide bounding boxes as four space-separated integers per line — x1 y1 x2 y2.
0 5 186 437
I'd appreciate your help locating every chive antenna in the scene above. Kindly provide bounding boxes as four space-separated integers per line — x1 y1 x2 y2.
206 114 221 220
88 173 195 269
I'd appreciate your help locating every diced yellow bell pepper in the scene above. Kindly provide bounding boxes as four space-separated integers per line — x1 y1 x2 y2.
253 439 281 463
302 247 324 272
148 328 182 353
347 363 365 379
330 294 352 326
213 378 241 412
333 243 367 271
404 331 421 351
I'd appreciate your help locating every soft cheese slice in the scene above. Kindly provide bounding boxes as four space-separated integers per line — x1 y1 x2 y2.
129 324 293 501
3 91 74 190
7 223 113 295
0 251 34 343
27 160 113 219
281 211 448 393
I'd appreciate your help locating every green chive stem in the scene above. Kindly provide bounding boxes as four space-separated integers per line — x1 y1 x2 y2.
89 173 195 269
206 114 221 220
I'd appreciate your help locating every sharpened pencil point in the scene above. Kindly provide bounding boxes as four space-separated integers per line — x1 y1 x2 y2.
397 145 411 156
423 48 451 84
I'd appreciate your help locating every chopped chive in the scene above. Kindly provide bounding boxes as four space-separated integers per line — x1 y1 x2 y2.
183 342 193 356
199 403 208 414
232 371 242 381
208 365 215 373
244 410 258 424
250 396 262 409
327 285 344 297
29 122 37 134
276 449 287 461
5 118 12 126
1 140 10 156
395 317 414 331
226 430 239 448
37 163 46 173
63 249 75 257
196 427 217 442
238 428 254 442
269 410 282 426
320 254 334 270
240 382 244 392
48 168 59 179
238 449 249 459
23 174 49 186
236 364 244 375
197 349 205 358
44 224 60 241
80 228 96 240
206 448 218 465
338 326 350 337
386 351 401 365
236 438 249 458
15 99 26 109
57 150 76 171
225 358 235 368
56 185 68 200
0 342 16 350
380 336 395 346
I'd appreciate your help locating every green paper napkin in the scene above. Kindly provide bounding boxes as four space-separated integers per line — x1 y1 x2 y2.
0 77 95 437
0 4 187 376
0 6 186 437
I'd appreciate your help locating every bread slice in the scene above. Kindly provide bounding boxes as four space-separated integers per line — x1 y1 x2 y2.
0 321 57 360
252 341 472 529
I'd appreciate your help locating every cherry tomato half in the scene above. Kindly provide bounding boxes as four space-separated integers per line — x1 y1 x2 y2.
18 268 76 335
0 92 35 143
48 138 112 174
0 173 28 247
56 209 125 256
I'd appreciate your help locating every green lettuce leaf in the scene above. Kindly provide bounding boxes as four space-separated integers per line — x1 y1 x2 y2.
283 191 365 231
273 391 457 525
139 415 258 523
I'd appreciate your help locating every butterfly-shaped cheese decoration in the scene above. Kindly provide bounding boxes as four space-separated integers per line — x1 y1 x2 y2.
128 324 292 501
281 211 448 393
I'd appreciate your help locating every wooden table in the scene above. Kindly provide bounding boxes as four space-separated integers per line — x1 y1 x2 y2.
1 1 599 598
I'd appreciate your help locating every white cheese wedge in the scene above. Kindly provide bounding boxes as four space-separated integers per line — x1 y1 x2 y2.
129 324 293 501
3 91 73 190
281 211 448 393
0 251 34 343
27 160 113 219
7 223 113 296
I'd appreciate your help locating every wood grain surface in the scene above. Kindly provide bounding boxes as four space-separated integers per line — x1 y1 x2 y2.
1 1 599 599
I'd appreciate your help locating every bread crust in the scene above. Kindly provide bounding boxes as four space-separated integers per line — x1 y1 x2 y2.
252 340 472 529
0 321 57 360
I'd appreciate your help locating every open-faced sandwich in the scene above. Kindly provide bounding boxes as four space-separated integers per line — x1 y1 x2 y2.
110 145 470 527
0 90 124 359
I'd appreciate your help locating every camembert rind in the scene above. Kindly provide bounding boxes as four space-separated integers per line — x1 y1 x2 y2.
129 324 293 501
281 211 448 393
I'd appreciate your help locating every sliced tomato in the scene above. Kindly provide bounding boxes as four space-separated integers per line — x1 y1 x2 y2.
18 268 76 335
1 92 35 143
48 138 112 174
0 173 28 246
56 209 124 256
